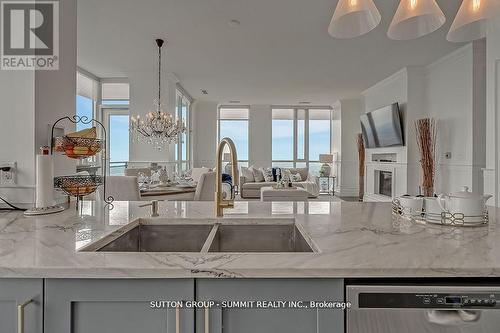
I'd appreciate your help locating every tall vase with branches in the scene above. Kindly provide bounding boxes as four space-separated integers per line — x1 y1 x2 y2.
415 118 437 197
357 133 365 201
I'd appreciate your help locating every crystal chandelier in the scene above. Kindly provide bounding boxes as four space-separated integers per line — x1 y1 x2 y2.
130 39 186 149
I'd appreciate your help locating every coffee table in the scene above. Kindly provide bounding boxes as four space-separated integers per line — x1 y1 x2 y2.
260 186 309 202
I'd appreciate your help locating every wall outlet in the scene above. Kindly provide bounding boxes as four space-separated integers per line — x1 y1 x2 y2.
444 152 452 159
0 162 17 185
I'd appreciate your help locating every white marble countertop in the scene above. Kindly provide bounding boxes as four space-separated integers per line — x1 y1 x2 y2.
1 200 499 278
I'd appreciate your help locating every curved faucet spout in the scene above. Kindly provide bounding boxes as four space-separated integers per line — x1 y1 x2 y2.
215 138 239 217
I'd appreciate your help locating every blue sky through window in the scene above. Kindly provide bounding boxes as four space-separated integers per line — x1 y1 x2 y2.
309 120 330 161
219 120 248 161
109 115 130 162
272 120 294 160
76 95 93 131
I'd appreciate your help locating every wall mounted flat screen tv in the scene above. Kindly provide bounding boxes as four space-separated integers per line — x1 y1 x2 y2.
360 103 404 148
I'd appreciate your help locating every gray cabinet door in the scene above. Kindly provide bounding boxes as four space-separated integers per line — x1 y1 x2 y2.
196 279 344 333
0 279 43 333
45 279 194 333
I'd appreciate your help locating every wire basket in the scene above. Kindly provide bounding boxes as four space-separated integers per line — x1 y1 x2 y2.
54 175 103 197
53 136 103 159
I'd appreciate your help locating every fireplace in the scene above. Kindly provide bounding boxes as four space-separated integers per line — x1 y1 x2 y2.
377 171 392 197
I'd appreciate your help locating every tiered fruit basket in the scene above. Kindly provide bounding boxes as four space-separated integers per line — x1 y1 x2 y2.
51 116 114 207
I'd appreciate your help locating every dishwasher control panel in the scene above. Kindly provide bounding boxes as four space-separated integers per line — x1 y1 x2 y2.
358 292 499 309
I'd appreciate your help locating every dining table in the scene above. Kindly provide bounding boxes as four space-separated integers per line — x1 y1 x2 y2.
140 184 197 201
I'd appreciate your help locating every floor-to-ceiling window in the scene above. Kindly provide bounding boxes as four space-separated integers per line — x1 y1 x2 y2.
272 108 295 168
101 82 130 175
175 88 192 174
76 72 98 131
272 107 332 174
308 109 332 175
218 107 249 167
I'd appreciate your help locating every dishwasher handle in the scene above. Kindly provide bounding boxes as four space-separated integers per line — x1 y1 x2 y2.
426 310 481 326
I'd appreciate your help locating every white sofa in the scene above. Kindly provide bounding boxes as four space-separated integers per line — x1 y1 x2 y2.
239 167 319 199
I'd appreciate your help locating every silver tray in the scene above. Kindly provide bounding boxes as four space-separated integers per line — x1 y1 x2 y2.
392 199 488 227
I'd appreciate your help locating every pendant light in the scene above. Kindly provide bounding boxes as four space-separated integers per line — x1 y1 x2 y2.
447 0 499 42
388 0 446 40
328 0 381 38
129 39 186 149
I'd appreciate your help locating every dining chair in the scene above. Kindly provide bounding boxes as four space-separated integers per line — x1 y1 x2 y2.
194 172 216 201
189 167 211 183
99 176 141 201
124 167 151 177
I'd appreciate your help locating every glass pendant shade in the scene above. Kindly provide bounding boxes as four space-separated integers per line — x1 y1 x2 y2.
447 0 499 42
388 0 446 40
328 0 381 38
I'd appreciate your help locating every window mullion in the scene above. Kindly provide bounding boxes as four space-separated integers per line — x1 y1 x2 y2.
305 108 310 167
293 108 298 167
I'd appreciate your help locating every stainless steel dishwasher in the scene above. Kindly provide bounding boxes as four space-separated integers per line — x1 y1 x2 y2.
347 285 500 332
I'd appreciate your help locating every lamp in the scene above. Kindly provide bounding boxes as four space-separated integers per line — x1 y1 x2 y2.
328 0 381 38
447 0 499 42
319 154 334 177
388 0 446 40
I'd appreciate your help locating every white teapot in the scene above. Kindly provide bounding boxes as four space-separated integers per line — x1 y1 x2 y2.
437 186 492 218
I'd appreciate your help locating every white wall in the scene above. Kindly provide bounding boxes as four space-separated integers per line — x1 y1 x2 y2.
335 99 363 197
0 70 35 203
361 42 486 198
248 105 272 168
485 16 500 206
192 100 218 168
34 0 77 205
423 42 486 194
0 0 77 204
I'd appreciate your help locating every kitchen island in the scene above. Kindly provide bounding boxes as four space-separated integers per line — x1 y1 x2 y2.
0 200 499 278
1 201 500 333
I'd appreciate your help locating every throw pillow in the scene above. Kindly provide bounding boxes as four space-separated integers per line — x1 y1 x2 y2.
262 168 274 182
252 167 265 182
241 166 255 182
290 172 302 182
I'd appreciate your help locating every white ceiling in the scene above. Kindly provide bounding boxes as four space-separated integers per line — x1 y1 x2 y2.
77 0 465 105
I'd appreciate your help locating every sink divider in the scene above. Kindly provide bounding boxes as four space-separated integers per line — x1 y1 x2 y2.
201 224 220 253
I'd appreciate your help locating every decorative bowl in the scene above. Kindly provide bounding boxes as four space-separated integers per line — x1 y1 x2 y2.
54 175 103 197
53 136 103 159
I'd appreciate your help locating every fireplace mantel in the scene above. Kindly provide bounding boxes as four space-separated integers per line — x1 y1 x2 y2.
363 147 408 202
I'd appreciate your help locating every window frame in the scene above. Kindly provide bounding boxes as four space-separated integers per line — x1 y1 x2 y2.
103 107 130 175
271 106 332 174
175 88 192 173
217 106 250 165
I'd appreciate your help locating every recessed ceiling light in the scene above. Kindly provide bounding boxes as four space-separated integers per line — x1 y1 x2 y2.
229 100 241 104
299 101 311 104
228 19 241 27
201 89 208 95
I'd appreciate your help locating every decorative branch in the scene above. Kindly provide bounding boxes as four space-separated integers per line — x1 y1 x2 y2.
357 133 365 201
414 118 437 197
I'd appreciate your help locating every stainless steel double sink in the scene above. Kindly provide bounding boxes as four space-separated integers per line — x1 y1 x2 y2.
81 219 317 253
